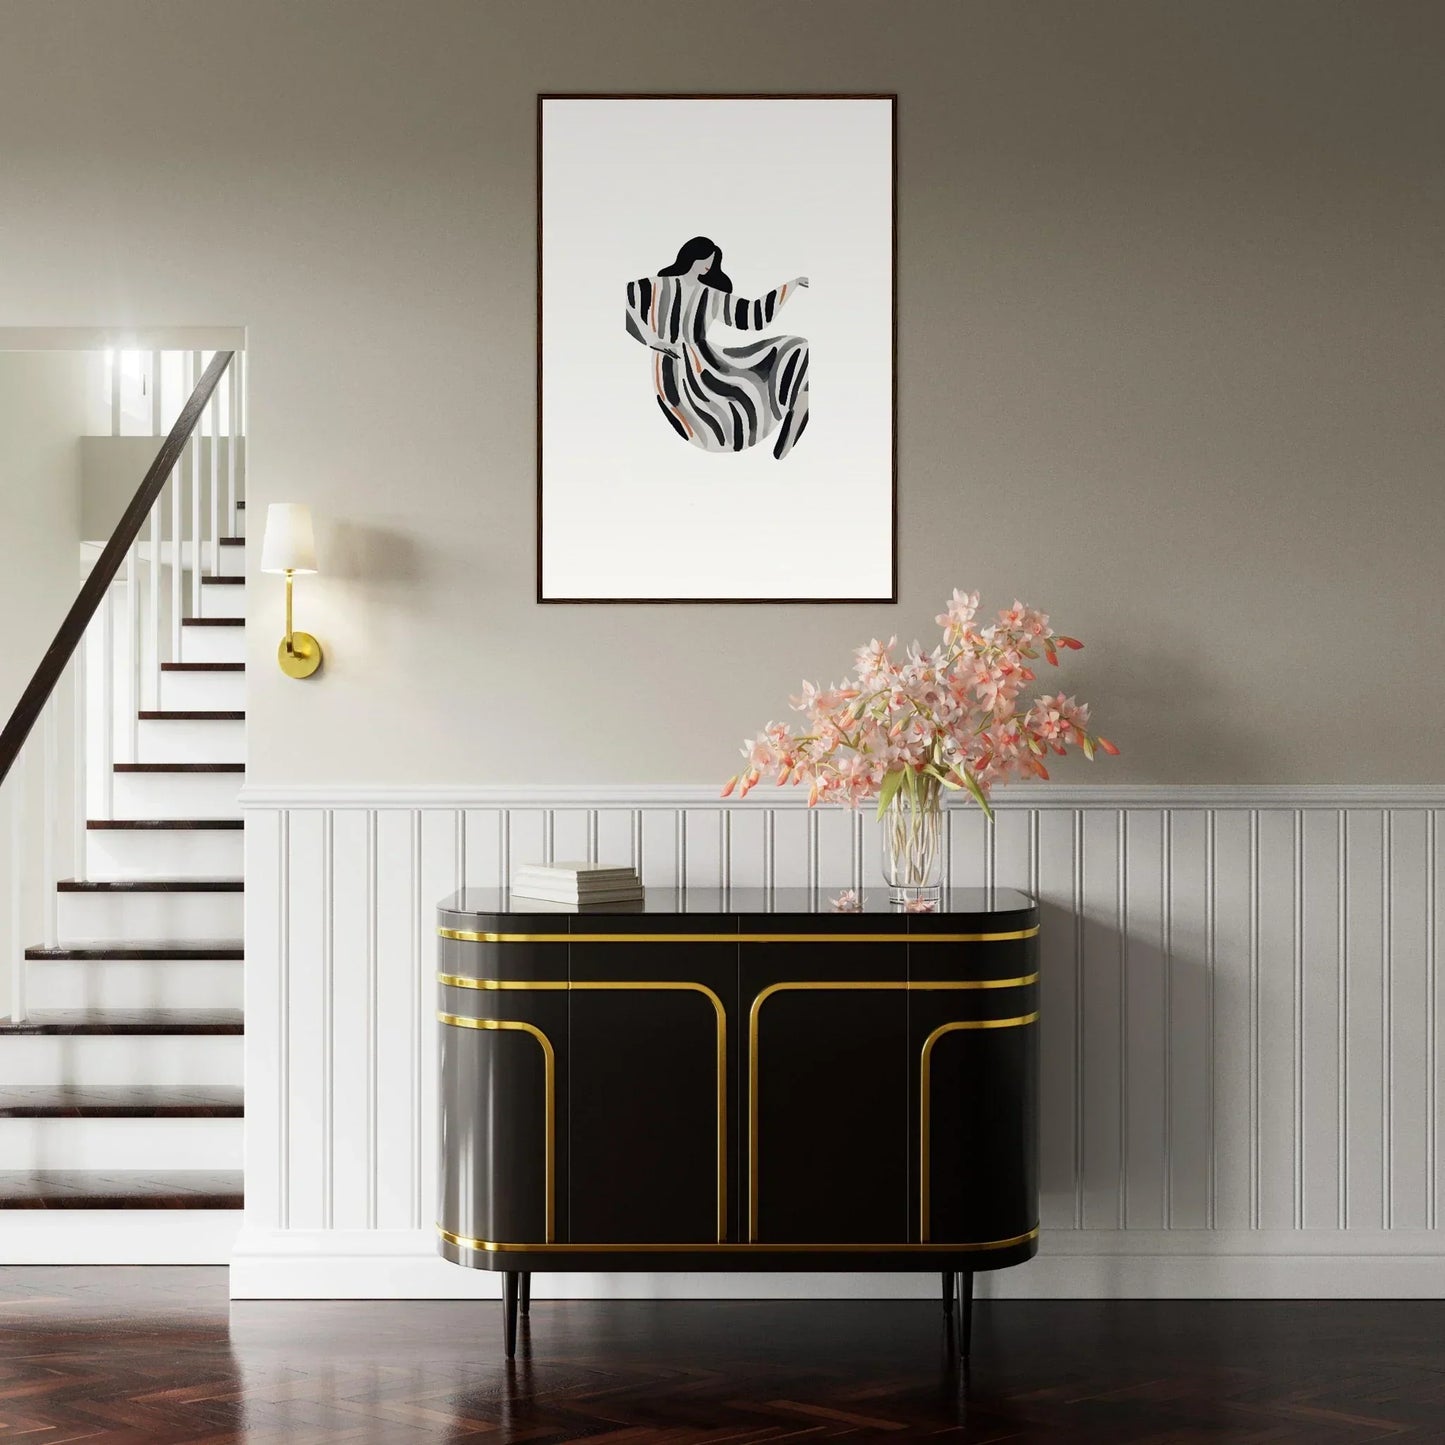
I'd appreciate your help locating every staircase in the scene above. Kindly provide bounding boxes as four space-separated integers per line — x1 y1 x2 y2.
0 351 246 1261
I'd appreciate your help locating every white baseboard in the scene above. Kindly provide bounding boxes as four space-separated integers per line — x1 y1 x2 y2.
1 1211 242 1264
228 1228 1445 1300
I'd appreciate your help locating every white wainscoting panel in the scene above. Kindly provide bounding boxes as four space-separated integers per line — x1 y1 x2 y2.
234 786 1445 1298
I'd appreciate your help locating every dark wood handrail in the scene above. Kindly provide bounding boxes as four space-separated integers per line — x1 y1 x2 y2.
0 350 235 790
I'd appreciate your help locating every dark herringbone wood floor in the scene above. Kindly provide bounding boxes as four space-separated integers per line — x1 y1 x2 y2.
1 1269 1442 1442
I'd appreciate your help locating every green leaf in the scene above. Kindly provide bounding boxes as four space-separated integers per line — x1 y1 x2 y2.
961 769 994 822
925 764 963 790
875 767 905 820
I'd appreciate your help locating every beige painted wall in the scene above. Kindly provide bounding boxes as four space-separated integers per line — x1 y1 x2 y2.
0 0 1440 784
0 351 88 722
0 350 88 1008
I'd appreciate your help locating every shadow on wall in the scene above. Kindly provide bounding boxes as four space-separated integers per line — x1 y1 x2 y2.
325 519 425 588
1031 886 1228 1293
309 519 425 668
1088 627 1286 781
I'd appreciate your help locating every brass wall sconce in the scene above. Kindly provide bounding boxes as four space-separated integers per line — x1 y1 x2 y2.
260 503 323 679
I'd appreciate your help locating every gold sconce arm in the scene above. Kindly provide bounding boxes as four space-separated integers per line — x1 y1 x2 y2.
278 569 323 679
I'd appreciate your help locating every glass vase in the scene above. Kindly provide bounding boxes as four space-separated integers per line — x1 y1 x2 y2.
880 787 945 907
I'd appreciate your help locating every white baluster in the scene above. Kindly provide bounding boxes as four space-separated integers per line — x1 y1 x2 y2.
73 641 87 884
227 358 239 530
149 488 162 707
190 351 203 618
43 697 58 949
100 585 114 820
171 354 189 661
126 543 140 761
109 349 122 437
151 348 163 435
9 743 27 1021
209 377 220 576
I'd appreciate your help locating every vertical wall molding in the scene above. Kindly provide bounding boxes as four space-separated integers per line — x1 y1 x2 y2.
321 810 334 1230
365 809 378 1231
239 784 1445 1299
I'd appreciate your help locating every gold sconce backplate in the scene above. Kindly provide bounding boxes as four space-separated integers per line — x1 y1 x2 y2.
278 631 323 679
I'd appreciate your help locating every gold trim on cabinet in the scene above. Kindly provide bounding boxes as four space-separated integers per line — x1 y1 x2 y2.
745 980 1039 1241
436 1012 555 1243
438 974 569 990
437 1224 1040 1254
918 1012 1041 1241
438 927 1039 945
437 977 728 1243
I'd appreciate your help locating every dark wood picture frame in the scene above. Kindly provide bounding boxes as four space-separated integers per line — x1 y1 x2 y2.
536 93 898 605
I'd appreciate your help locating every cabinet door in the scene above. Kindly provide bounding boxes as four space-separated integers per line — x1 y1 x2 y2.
742 939 909 1244
568 939 738 1244
437 934 569 1248
908 937 1040 1245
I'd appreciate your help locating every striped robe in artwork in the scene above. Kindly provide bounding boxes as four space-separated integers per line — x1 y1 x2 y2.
624 275 810 460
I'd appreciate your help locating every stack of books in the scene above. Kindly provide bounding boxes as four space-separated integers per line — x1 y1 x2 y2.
510 862 644 907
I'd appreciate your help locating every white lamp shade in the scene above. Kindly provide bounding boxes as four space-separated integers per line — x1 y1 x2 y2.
260 503 318 574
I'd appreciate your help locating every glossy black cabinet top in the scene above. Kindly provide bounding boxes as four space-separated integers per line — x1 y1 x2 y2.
438 886 1037 931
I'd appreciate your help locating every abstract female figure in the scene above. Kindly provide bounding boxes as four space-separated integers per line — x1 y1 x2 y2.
625 236 810 460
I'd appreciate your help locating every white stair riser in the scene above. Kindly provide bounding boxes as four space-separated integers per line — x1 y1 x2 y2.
200 585 246 620
87 829 243 880
0 1117 242 1171
180 627 245 665
0 1036 241 1087
217 545 245 578
160 670 245 711
57 890 243 945
25 961 242 1012
113 771 241 820
137 718 245 765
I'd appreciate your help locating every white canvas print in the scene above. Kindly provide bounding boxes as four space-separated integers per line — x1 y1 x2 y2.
539 95 896 602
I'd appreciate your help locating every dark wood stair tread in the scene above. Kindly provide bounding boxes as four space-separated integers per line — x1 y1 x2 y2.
137 711 245 721
25 943 244 961
89 819 243 830
200 576 245 585
182 617 243 627
0 1085 242 1118
114 763 244 773
57 878 242 892
0 1009 243 1035
0 1170 243 1209
161 662 244 672
219 536 245 546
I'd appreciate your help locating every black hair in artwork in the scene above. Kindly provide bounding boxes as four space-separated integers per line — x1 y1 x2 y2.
658 235 733 293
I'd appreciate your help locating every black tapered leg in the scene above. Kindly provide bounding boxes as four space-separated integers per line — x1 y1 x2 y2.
941 1271 954 1317
502 1271 519 1359
520 1272 531 1319
954 1270 974 1359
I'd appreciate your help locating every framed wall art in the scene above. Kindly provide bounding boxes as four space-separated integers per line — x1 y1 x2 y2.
538 94 896 603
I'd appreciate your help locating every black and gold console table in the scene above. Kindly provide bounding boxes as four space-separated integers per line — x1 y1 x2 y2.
436 887 1040 1358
